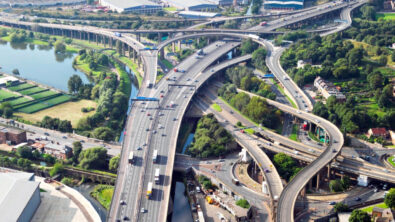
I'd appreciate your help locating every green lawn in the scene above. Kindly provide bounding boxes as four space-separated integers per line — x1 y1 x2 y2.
17 95 70 113
361 202 388 213
211 103 222 112
30 91 59 100
90 185 114 210
0 90 18 101
7 97 31 106
289 124 300 141
376 13 395 21
308 131 321 142
7 83 35 91
387 156 395 167
18 87 47 95
112 55 142 87
113 60 131 96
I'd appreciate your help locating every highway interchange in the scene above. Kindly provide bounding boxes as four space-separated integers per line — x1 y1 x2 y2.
1 0 393 221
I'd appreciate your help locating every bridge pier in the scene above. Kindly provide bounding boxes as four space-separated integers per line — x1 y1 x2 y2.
160 48 165 60
172 42 175 52
177 40 181 50
158 33 162 43
316 171 320 190
137 33 141 42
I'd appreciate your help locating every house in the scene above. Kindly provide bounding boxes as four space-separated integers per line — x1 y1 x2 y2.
43 143 72 160
314 76 346 101
0 76 19 87
383 0 395 11
372 207 394 221
367 128 389 139
0 127 27 145
390 130 395 145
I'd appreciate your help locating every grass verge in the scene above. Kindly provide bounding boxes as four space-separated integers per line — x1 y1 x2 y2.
387 156 395 167
270 78 297 108
361 202 388 213
211 103 222 112
90 185 114 210
289 124 299 141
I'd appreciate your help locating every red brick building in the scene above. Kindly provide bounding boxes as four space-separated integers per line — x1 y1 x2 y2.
367 128 389 139
0 127 27 145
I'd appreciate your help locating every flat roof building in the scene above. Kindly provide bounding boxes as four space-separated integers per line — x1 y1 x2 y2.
0 172 41 222
99 0 162 13
163 0 218 11
264 0 304 10
178 11 220 19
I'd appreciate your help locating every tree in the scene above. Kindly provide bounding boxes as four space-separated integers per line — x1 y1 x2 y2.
54 41 66 53
17 146 33 159
78 147 107 170
252 48 267 71
384 188 395 209
58 120 72 133
236 199 250 209
12 69 20 75
240 38 258 55
109 156 120 172
43 154 55 164
49 162 64 177
341 176 351 190
333 202 349 213
360 5 376 20
349 209 371 222
92 127 115 141
313 102 329 119
72 141 83 164
329 179 343 192
2 107 13 118
68 74 83 94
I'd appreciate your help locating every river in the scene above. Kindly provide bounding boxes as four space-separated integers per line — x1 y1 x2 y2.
0 40 90 91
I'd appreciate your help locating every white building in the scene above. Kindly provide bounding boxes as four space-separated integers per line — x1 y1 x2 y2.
99 0 162 13
314 76 346 101
163 0 218 11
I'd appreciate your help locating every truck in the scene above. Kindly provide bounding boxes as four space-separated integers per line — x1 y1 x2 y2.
197 49 204 56
146 182 153 199
155 168 160 184
146 81 153 88
128 151 134 164
232 178 240 185
248 34 260 40
114 32 122 37
260 21 267 26
153 149 158 163
173 68 178 72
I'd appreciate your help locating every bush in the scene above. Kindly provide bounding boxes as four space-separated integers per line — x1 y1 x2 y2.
333 202 350 212
78 147 107 170
49 162 64 177
61 177 74 186
236 199 250 209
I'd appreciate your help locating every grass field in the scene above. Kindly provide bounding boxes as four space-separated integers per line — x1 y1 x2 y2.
0 90 18 101
17 95 70 113
161 59 174 70
7 83 35 91
289 124 300 141
16 99 96 127
376 13 395 21
18 87 47 95
116 55 143 87
8 97 31 106
211 103 222 112
361 202 388 213
90 185 114 210
30 91 59 99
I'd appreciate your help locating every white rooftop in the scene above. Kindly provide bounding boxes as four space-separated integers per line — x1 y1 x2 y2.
164 0 217 8
100 0 160 9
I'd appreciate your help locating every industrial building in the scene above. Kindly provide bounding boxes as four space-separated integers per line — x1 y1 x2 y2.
208 0 248 6
0 127 27 145
178 11 220 19
99 0 162 13
264 0 304 10
163 0 218 11
0 172 41 222
0 0 84 7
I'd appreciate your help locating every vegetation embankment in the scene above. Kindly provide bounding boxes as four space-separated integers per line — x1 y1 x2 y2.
90 185 114 209
273 153 302 182
187 114 235 158
280 6 394 139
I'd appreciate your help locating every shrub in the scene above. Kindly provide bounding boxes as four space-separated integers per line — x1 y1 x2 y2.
236 199 250 209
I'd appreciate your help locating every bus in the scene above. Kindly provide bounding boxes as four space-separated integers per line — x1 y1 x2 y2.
146 182 153 199
128 151 134 164
155 168 160 184
153 150 158 163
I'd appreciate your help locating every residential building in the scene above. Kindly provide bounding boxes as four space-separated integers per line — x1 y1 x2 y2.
383 0 395 11
0 172 41 222
264 0 304 10
99 0 162 13
314 76 346 101
372 207 394 221
43 143 72 160
0 127 27 145
367 128 389 139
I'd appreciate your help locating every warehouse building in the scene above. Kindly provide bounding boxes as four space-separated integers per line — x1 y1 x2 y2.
99 0 162 13
0 172 41 222
178 11 220 19
264 0 304 10
208 0 248 6
163 0 218 11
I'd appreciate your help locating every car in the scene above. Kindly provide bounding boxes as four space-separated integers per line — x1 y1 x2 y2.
162 133 166 137
44 132 50 136
123 216 129 221
315 119 320 123
354 197 361 201
187 78 191 81
147 113 151 116
120 200 126 205
141 109 145 112
184 95 187 98
149 117 153 120
333 140 337 143
160 94 164 98
137 147 142 150
153 130 157 134
332 149 337 153
141 102 146 105
211 69 214 72
140 208 145 213
230 110 234 114
297 111 301 114
195 80 198 83
143 143 147 146
329 201 336 205
304 104 308 107
218 159 225 162
190 88 194 91
265 168 270 173
374 188 378 192
173 118 177 121
62 136 67 139
145 128 149 131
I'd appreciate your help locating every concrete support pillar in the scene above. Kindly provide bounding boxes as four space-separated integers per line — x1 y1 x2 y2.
132 50 136 61
207 38 210 44
172 42 175 52
308 178 313 191
95 35 98 45
79 31 82 40
325 133 328 144
309 122 312 132
316 173 320 190
300 187 306 197
178 41 181 50
327 163 331 179
160 48 164 60
197 38 200 45
158 33 162 43
137 34 141 42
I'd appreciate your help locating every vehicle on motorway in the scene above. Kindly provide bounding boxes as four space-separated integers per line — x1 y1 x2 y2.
170 101 175 108
354 197 361 201
146 81 153 88
283 76 288 80
137 146 142 150
147 182 153 199
232 178 240 185
140 208 145 213
332 149 337 153
155 168 160 184
128 151 134 164
120 200 126 205
329 201 336 205
197 49 204 56
181 69 186 73
196 186 201 193
114 32 122 37
174 68 178 72
218 159 225 162
153 149 158 163
260 21 267 26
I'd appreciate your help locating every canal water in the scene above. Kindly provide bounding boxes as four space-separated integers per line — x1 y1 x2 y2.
73 183 108 222
170 171 194 222
0 40 90 91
